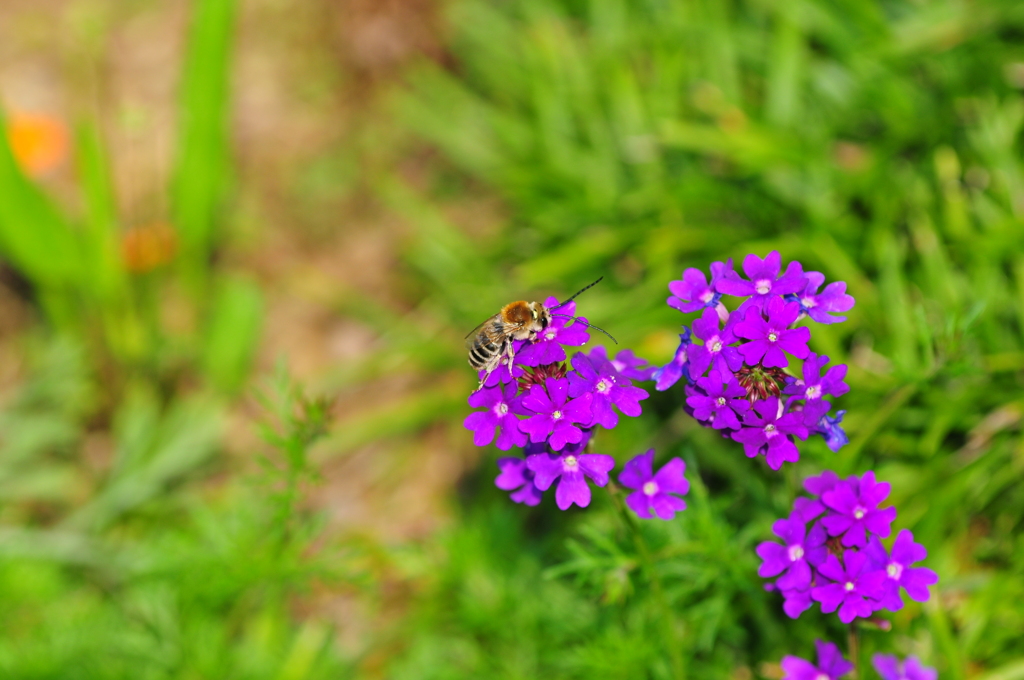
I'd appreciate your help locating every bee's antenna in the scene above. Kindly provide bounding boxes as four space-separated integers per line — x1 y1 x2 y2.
550 277 604 311
549 314 618 344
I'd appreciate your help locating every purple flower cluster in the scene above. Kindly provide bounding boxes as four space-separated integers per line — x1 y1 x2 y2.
758 470 938 623
464 296 656 510
781 643 937 680
658 252 855 469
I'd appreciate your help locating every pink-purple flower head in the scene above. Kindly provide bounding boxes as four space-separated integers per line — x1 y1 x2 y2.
495 457 543 506
464 381 528 450
716 251 806 313
516 297 591 367
667 260 732 314
653 327 692 391
518 377 593 451
872 655 937 680
781 640 854 680
526 448 615 510
864 530 938 610
821 471 897 548
589 346 658 382
686 370 750 430
789 271 856 325
733 297 811 369
732 397 809 470
783 352 849 426
756 512 814 591
688 307 743 378
811 550 888 623
567 351 649 429
618 449 689 520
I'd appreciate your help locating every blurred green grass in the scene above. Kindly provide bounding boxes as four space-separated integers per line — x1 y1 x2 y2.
1 0 1024 677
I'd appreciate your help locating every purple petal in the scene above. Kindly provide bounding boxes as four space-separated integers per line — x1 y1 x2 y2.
555 470 591 509
619 449 654 490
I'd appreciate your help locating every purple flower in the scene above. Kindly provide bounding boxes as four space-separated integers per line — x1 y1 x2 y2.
464 382 528 450
781 640 854 680
821 472 897 547
685 370 750 430
756 512 812 590
495 457 543 506
732 397 809 470
811 550 887 623
516 297 591 366
527 450 615 510
792 271 856 325
667 260 732 313
518 378 594 451
864 530 938 611
653 328 692 391
817 410 849 452
590 346 657 382
805 469 841 497
688 307 744 378
780 588 813 619
567 352 649 429
872 655 937 680
618 449 689 520
783 353 850 426
716 251 807 312
733 297 811 369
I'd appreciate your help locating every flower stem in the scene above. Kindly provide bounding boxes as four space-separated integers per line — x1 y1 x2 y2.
848 626 860 680
609 484 686 680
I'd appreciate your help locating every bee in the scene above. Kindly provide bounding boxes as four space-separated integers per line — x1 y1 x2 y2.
466 277 615 388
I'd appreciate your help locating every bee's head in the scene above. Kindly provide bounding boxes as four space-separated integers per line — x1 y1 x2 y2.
529 301 551 329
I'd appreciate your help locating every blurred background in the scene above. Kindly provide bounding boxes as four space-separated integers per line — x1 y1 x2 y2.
1 0 1023 677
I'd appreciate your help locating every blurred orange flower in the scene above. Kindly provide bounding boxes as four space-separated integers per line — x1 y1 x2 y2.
6 112 70 177
122 222 178 273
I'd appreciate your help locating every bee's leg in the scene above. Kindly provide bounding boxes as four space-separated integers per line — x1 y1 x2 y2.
477 351 502 391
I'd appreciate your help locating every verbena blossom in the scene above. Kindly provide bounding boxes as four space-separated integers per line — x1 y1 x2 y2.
781 640 853 680
656 251 854 469
685 370 750 430
758 470 937 623
872 654 937 680
618 449 689 520
466 291 653 511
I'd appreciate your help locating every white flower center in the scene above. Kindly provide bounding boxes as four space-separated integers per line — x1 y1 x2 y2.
844 581 855 592
700 290 714 303
806 385 821 399
716 397 726 406
853 506 866 520
552 410 563 420
642 481 659 496
788 545 804 562
501 357 509 365
564 455 578 468
767 331 778 342
545 332 556 340
802 296 818 308
815 674 830 680
755 280 772 295
711 338 723 352
596 379 610 394
764 423 777 438
887 562 904 580
497 403 508 415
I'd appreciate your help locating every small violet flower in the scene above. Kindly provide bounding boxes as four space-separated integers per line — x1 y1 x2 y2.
518 378 593 452
811 550 887 624
781 640 854 680
688 307 744 378
864 529 938 610
667 260 732 314
821 471 897 548
464 381 528 450
527 449 615 510
817 410 849 452
732 397 809 470
618 449 689 520
872 655 938 680
516 297 591 366
756 512 813 591
716 251 806 312
733 297 811 369
494 457 543 506
790 271 856 325
783 352 850 426
567 351 649 429
685 369 750 430
590 346 657 382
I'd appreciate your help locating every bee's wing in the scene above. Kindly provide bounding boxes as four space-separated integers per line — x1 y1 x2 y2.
464 315 496 350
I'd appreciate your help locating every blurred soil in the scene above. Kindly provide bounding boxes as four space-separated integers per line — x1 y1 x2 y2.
0 0 469 636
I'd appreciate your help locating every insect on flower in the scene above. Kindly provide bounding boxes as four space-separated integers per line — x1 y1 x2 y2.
465 278 615 389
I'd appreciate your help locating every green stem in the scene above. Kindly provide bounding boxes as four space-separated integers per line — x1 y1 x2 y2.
609 484 685 680
848 626 860 680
